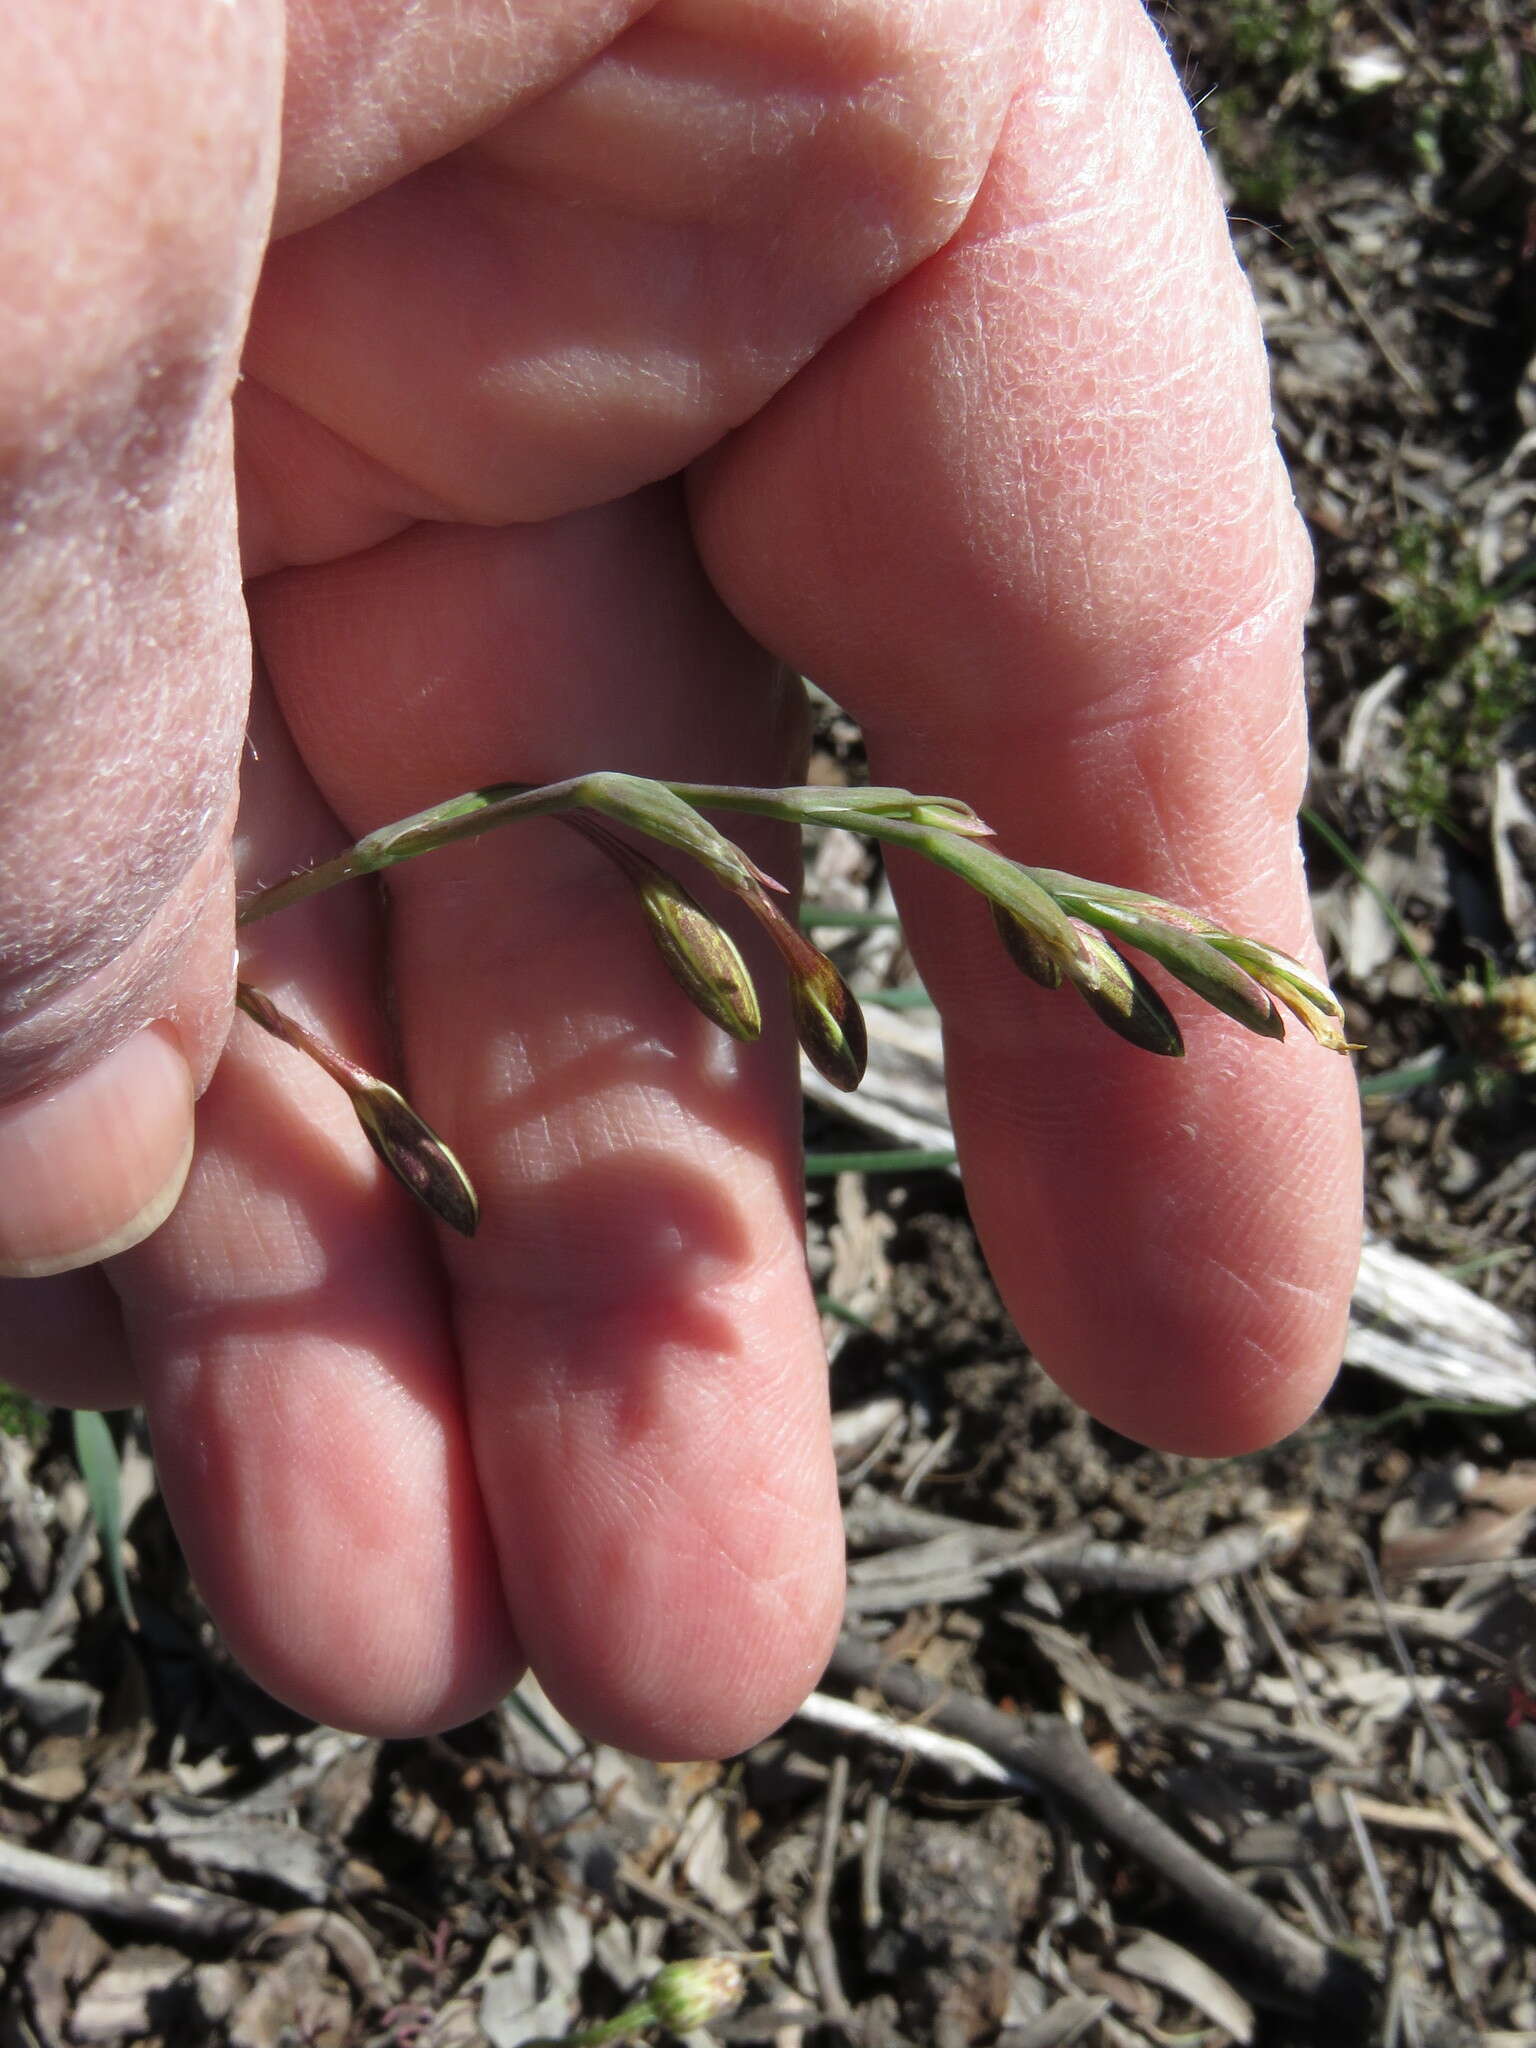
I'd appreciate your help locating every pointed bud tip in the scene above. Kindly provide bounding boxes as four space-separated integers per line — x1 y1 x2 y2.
1205 934 1353 1053
353 1085 480 1236
791 970 868 1091
749 890 868 1089
906 796 994 837
1066 921 1184 1057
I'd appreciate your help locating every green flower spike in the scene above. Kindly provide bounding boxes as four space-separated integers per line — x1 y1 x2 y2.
1037 888 1284 1039
236 983 479 1236
567 817 763 1042
233 771 1355 1236
1027 870 1352 1054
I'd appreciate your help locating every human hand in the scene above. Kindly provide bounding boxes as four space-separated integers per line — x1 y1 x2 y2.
0 0 1362 1755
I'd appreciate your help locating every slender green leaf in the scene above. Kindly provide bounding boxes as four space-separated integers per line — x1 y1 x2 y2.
797 906 905 930
1303 808 1448 1006
860 986 935 1009
72 1409 136 1631
804 1146 957 1177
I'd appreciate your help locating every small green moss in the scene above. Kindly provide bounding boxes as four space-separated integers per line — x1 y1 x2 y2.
0 1383 51 1447
1211 92 1314 213
1383 521 1535 830
1199 1 1337 214
1225 0 1335 76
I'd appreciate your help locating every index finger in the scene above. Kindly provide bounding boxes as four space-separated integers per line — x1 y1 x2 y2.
693 0 1362 1453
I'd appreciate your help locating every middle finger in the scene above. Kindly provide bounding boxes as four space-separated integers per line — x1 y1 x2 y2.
250 487 845 1757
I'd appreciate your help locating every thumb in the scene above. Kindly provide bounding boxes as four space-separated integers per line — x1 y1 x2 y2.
0 1 282 1277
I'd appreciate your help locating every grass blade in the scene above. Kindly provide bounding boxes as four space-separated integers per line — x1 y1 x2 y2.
804 1146 957 1177
72 1409 137 1631
1303 808 1448 1007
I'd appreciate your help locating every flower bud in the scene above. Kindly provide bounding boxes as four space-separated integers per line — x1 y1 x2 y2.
739 886 867 1090
577 773 764 895
350 1082 480 1237
1061 895 1285 1041
991 902 1064 990
1064 921 1184 1057
236 981 480 1235
778 787 992 837
573 820 762 1041
787 946 868 1092
1203 934 1352 1052
644 887 763 1042
645 1957 757 2035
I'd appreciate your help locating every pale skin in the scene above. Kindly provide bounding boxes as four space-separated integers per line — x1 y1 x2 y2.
0 0 1362 1755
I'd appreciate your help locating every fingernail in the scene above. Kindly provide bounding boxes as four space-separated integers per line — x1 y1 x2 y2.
0 1025 196 1277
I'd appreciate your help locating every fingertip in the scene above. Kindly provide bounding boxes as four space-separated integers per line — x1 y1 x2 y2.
0 1025 195 1278
533 1549 846 1762
957 1022 1363 1460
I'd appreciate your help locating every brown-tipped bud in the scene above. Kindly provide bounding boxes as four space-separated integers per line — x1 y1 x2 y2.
1064 921 1184 1058
991 902 1065 990
237 980 481 1233
350 1082 481 1237
576 821 762 1041
644 885 762 1041
1204 934 1353 1053
788 949 868 1091
646 1957 759 2035
742 886 868 1090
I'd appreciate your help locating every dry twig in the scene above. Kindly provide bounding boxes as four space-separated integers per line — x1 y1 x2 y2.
823 1632 1374 2029
0 1835 260 1942
800 1753 853 2028
1349 1794 1536 1927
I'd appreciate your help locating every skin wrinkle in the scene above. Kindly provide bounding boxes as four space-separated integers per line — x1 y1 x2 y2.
1 0 280 1087
274 1 651 232
0 824 236 1091
247 0 1020 525
484 1233 813 1454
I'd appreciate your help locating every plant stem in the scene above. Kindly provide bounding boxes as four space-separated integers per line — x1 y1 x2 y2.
235 777 989 928
236 780 578 924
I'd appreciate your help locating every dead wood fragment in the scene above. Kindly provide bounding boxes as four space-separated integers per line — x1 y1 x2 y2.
844 1489 1308 1604
1348 1793 1536 1926
794 1689 1030 1791
996 1994 1111 2048
1115 1929 1255 2043
0 1835 261 1941
823 1631 1373 2030
67 1945 186 2045
800 1752 852 2027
